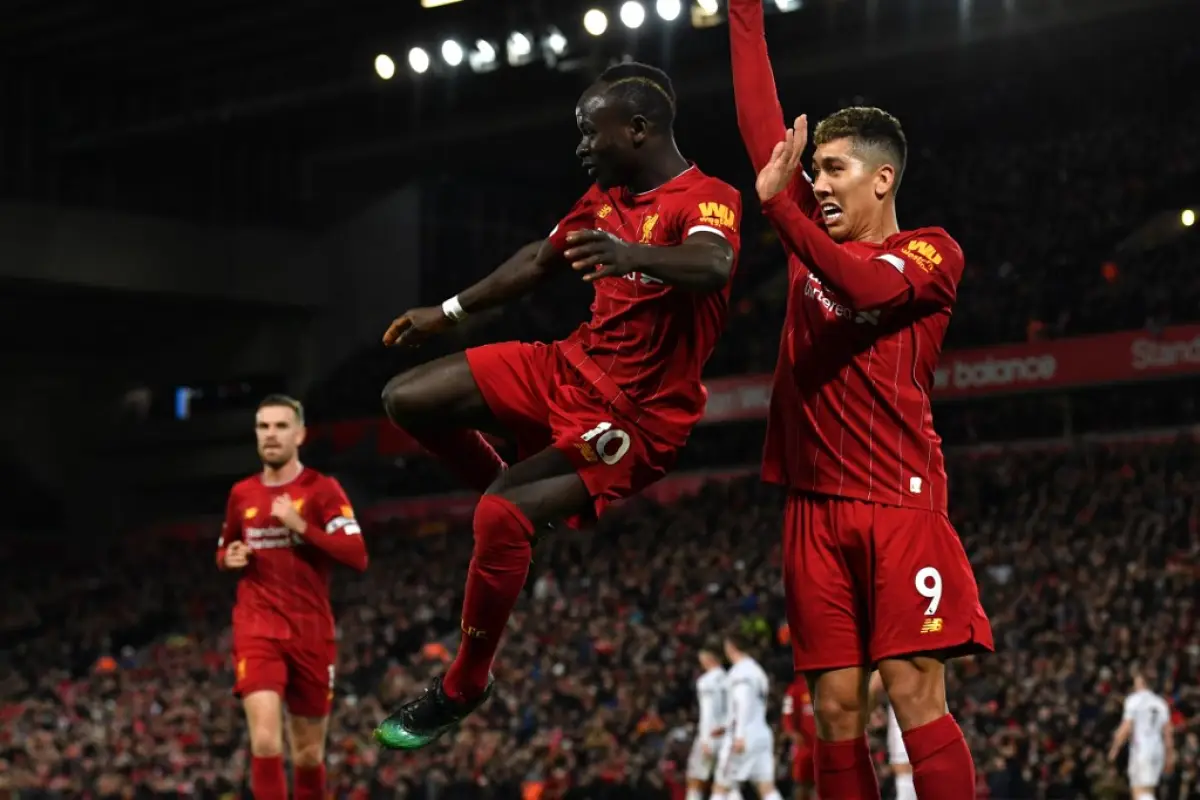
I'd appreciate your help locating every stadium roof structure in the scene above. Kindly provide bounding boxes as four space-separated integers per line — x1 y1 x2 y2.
0 0 1188 226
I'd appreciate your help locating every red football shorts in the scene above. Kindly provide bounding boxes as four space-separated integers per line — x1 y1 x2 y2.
466 340 681 521
793 744 815 785
782 492 994 671
232 635 338 718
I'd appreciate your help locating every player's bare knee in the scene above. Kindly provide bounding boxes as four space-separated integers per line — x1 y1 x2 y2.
812 698 863 740
381 370 426 428
810 676 866 739
291 740 325 769
243 692 284 757
879 657 946 727
247 724 284 758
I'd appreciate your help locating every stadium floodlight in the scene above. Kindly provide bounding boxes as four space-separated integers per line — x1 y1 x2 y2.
374 54 396 80
620 1 646 28
696 0 719 14
656 0 682 21
421 0 463 7
506 31 534 65
584 8 609 36
468 39 498 72
408 47 430 74
775 0 802 10
545 27 568 56
441 39 464 67
1184 209 1196 228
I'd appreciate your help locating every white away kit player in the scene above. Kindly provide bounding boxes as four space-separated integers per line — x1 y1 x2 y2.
687 645 729 800
1109 673 1175 800
711 631 781 800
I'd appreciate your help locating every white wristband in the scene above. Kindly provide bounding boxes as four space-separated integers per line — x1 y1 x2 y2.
441 295 467 323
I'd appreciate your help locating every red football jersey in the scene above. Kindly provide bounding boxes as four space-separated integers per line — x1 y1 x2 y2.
730 0 960 513
547 165 742 438
781 675 816 744
218 467 367 640
763 213 963 513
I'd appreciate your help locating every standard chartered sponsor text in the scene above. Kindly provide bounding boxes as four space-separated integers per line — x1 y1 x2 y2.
1131 335 1200 370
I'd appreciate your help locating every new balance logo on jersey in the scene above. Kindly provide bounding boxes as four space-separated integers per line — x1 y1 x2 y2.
920 618 944 634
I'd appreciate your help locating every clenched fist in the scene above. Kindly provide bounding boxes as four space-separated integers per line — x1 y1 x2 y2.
224 541 251 569
382 306 453 348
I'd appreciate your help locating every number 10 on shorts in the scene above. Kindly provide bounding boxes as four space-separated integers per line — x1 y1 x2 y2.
580 421 631 465
915 567 942 615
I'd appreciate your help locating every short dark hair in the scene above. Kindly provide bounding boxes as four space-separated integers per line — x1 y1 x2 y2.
258 394 305 424
814 106 907 190
724 628 753 654
598 61 676 129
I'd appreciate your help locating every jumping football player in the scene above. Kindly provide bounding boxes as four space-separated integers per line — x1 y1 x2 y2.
374 62 742 750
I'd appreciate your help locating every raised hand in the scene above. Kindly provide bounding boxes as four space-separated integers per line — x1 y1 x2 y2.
755 115 808 203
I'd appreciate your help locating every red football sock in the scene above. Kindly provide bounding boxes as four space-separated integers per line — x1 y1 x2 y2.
902 713 976 800
442 494 533 701
815 735 880 799
294 763 326 800
250 755 287 800
410 429 507 493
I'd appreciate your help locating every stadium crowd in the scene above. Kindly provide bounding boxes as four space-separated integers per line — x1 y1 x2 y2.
1 435 1197 799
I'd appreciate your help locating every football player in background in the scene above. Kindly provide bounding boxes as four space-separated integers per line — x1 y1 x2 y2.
217 395 368 800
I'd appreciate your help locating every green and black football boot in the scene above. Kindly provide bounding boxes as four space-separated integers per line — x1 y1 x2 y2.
374 674 494 750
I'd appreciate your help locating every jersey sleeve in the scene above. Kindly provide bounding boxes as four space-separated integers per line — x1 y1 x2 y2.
215 487 242 570
871 231 964 310
696 683 715 737
674 180 743 255
762 191 964 312
1155 698 1170 729
1122 695 1137 722
305 477 369 572
729 676 753 735
728 0 819 217
546 190 598 254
